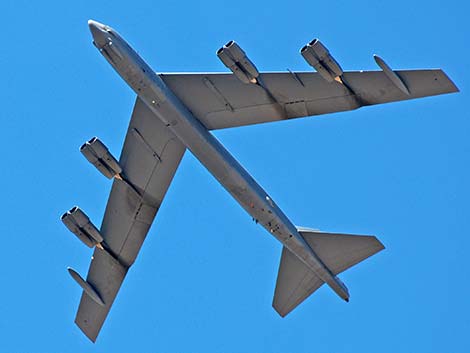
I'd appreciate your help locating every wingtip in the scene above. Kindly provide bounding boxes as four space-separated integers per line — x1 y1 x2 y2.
75 318 98 343
372 236 386 251
272 303 287 318
438 69 460 94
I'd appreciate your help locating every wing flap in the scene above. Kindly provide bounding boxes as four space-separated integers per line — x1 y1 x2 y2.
161 69 458 130
100 98 185 267
74 98 185 342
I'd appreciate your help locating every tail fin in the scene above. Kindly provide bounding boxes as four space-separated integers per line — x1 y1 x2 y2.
273 229 384 317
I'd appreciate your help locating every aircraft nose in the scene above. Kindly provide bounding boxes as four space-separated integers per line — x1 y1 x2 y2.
88 19 110 48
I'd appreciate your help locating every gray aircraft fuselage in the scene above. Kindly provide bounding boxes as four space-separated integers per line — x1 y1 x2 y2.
88 20 349 301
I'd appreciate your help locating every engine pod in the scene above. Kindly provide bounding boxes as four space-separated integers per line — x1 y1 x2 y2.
61 206 103 247
217 40 259 84
301 39 343 82
80 137 122 179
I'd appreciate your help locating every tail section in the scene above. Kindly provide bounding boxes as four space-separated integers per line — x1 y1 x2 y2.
273 228 384 317
298 227 385 275
273 246 324 317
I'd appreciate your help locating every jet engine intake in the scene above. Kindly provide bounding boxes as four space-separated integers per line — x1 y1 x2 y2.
80 137 122 179
61 206 104 248
217 41 259 84
301 39 343 83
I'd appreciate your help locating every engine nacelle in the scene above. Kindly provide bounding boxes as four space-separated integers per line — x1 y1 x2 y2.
300 39 343 83
80 137 122 179
217 40 259 84
61 206 104 248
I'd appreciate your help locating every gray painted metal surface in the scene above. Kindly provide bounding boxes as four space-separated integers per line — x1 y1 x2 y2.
273 228 384 317
67 268 105 307
62 20 459 342
373 54 410 95
161 69 457 129
73 96 185 341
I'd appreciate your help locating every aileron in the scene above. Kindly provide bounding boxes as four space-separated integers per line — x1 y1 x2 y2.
71 97 185 341
162 68 457 130
75 249 127 342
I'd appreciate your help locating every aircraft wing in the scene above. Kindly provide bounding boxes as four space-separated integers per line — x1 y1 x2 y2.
74 97 186 342
160 69 458 130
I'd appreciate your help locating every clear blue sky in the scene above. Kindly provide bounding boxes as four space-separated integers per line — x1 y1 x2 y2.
0 0 468 352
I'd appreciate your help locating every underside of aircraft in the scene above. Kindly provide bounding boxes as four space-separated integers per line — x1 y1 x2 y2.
61 20 459 342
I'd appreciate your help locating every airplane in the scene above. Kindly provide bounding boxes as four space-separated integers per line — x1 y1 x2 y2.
61 19 459 342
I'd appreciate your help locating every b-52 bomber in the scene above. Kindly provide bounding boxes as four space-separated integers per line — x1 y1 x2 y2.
61 20 458 342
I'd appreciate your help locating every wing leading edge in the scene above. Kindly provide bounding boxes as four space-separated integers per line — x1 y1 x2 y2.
161 69 458 130
74 98 185 342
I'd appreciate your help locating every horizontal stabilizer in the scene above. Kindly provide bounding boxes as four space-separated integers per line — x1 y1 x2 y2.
297 227 385 275
273 228 384 317
273 246 324 317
